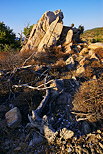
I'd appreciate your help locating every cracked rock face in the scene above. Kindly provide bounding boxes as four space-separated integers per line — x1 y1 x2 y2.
20 9 83 54
21 10 64 53
38 16 63 51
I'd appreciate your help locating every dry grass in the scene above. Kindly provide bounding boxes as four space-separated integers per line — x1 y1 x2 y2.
73 77 103 122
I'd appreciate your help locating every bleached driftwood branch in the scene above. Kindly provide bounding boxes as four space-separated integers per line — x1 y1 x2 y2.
12 79 55 90
71 111 95 121
22 51 36 66
28 77 60 122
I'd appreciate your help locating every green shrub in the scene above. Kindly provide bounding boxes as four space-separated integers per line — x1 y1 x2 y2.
0 22 21 52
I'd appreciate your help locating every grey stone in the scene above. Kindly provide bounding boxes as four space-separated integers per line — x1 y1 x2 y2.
5 107 21 128
29 131 44 146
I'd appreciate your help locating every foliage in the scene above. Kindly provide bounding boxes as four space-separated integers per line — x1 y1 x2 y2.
0 22 21 52
23 24 33 39
81 27 103 43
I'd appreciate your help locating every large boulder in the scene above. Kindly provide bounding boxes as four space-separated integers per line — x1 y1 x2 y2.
63 29 73 53
65 29 73 44
20 10 84 54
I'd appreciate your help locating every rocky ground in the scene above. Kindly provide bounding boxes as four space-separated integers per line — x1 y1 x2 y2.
0 10 103 153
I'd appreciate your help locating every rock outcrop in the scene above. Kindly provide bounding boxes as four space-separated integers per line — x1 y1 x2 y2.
20 10 83 54
1 10 103 154
38 16 63 51
21 10 64 53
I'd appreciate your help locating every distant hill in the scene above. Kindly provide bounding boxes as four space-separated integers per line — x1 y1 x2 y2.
81 27 103 43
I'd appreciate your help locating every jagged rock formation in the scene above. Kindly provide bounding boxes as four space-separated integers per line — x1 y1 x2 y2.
21 10 64 53
0 10 103 154
20 10 83 53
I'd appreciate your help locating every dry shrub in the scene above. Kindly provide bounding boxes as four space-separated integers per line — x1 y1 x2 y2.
83 58 90 67
0 52 15 70
14 46 69 67
89 59 103 78
32 46 66 65
34 51 53 65
82 58 103 79
0 50 38 70
90 59 102 67
73 77 103 122
83 66 93 78
49 46 67 59
94 47 103 59
0 52 23 70
52 59 66 68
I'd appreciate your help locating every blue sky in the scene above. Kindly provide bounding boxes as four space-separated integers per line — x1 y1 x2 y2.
0 0 103 36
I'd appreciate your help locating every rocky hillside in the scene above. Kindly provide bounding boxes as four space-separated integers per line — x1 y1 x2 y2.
81 27 103 43
0 10 103 153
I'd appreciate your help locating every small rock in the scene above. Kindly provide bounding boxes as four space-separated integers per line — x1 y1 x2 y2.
29 132 44 146
92 75 97 80
14 147 21 151
65 56 75 70
5 107 22 128
64 43 73 53
97 130 101 134
76 66 85 75
60 128 74 140
67 147 72 153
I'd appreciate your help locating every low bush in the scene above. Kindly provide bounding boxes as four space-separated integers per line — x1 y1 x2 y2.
73 77 103 122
